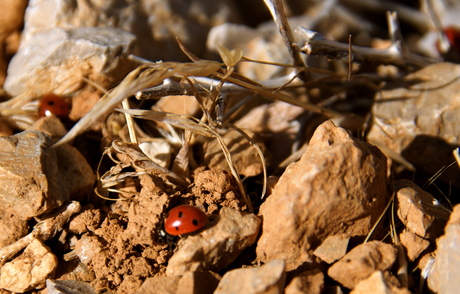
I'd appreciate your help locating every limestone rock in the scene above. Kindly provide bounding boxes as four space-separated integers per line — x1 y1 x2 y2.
399 229 430 262
4 26 136 97
328 241 397 289
0 239 58 292
23 0 240 63
54 144 96 201
256 121 389 270
202 128 266 177
46 279 97 294
284 268 324 294
0 131 69 219
427 204 460 294
166 207 260 276
214 259 286 294
313 235 349 264
137 276 181 294
350 271 411 294
394 179 450 239
175 271 221 294
367 62 460 187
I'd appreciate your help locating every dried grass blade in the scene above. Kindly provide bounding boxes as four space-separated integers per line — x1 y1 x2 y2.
54 65 172 146
117 108 216 138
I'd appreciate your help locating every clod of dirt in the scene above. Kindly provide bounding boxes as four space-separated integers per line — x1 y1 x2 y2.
394 179 450 239
68 205 103 234
0 239 57 293
0 131 69 219
312 234 349 264
427 203 460 293
256 121 389 270
284 268 324 294
367 62 460 187
202 128 266 177
166 207 261 276
350 271 411 294
4 26 136 97
399 229 430 262
0 209 28 248
327 241 397 290
214 259 286 294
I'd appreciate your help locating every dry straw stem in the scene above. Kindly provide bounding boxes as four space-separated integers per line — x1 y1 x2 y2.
296 11 437 68
0 201 81 266
54 60 221 147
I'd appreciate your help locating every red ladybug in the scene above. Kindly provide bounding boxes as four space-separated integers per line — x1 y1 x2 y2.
164 205 208 236
444 27 460 52
38 94 70 119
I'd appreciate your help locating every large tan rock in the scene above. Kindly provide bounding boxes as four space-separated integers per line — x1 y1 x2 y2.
256 121 389 270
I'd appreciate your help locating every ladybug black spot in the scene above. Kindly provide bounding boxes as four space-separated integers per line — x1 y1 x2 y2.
192 219 199 226
178 211 183 218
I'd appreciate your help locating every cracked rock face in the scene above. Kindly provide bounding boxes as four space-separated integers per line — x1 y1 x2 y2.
367 62 460 187
0 131 69 219
256 121 389 270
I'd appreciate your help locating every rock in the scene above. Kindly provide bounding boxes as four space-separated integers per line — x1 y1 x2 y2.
284 268 324 294
46 279 97 294
328 241 397 289
27 116 68 138
137 276 181 294
0 131 69 219
399 229 430 262
394 179 450 239
0 239 58 292
201 128 266 177
166 207 260 276
235 101 306 167
256 121 389 270
0 209 28 249
175 271 221 294
427 204 460 293
54 144 96 201
4 26 136 97
23 0 240 63
350 271 411 294
0 0 27 86
214 259 286 294
367 62 460 187
313 235 349 264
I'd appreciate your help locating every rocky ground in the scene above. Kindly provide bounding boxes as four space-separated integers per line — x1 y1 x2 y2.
0 0 460 293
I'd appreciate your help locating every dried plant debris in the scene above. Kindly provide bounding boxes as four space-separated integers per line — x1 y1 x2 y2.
2 0 460 293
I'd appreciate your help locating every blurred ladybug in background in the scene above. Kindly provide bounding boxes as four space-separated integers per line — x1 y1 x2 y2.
38 94 70 119
444 27 460 52
164 205 208 236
